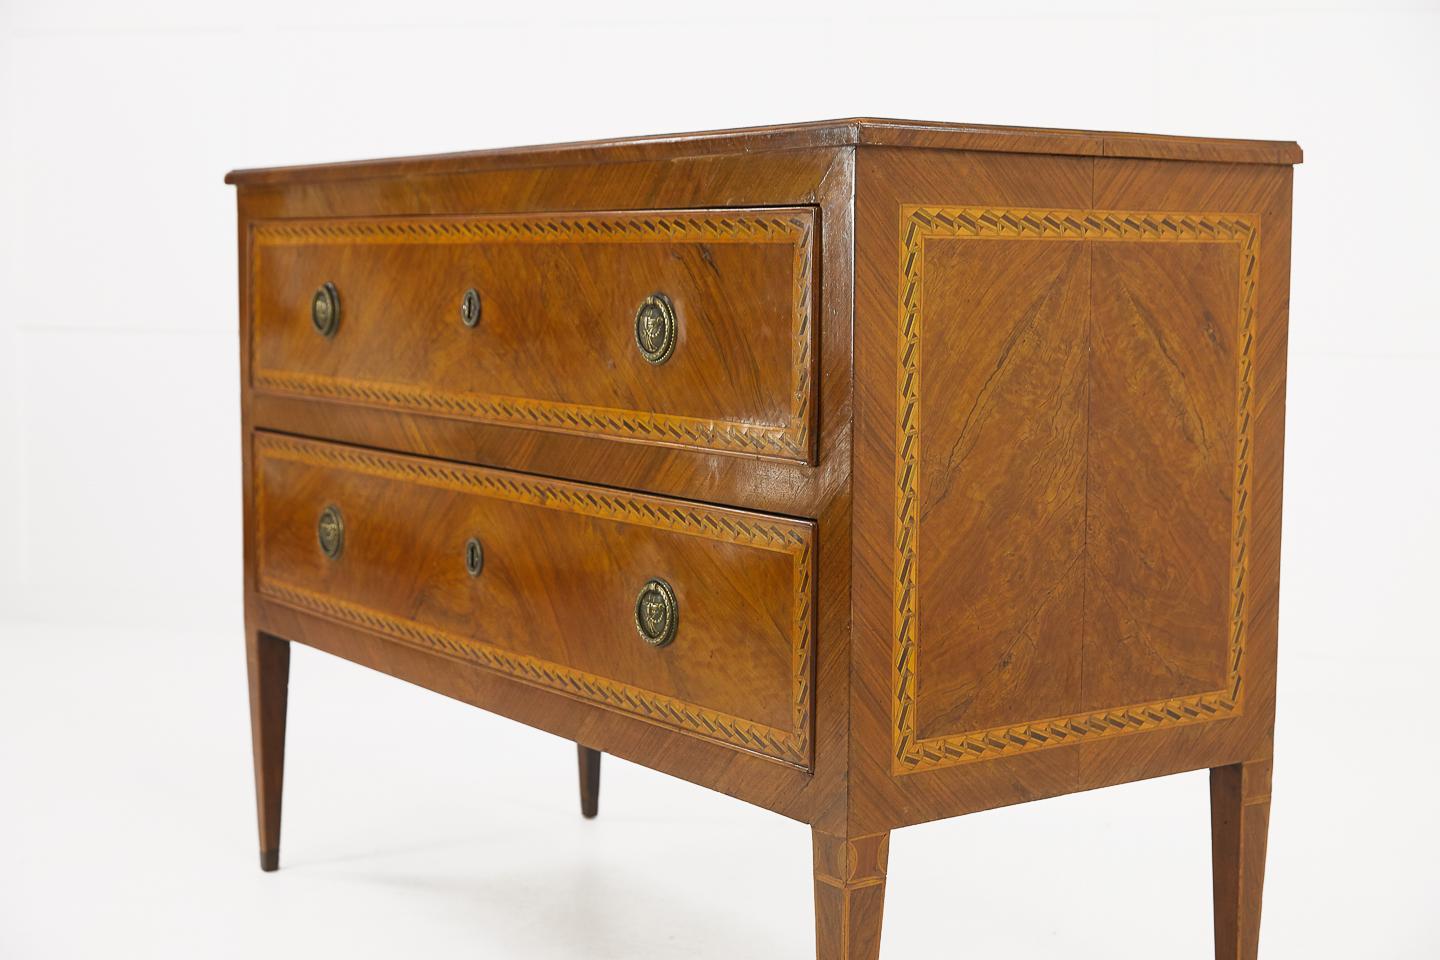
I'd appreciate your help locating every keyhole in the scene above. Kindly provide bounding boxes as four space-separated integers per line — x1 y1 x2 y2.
460 288 481 328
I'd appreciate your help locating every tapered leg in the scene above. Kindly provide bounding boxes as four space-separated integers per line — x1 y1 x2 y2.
1211 759 1272 960
577 745 601 819
247 631 290 872
812 830 889 960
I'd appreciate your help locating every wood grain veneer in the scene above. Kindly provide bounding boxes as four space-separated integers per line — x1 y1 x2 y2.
232 118 1299 959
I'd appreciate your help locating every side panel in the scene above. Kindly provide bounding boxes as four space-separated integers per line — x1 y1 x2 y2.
909 216 1247 758
851 147 1292 832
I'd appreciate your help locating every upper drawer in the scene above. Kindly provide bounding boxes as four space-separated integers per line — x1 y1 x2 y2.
249 209 817 462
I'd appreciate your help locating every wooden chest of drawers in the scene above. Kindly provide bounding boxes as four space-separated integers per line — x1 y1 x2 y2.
228 118 1300 959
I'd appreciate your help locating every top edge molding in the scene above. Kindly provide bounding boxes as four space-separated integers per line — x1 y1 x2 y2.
225 118 1302 186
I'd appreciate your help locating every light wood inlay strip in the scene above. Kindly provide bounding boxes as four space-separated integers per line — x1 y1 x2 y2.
814 875 887 891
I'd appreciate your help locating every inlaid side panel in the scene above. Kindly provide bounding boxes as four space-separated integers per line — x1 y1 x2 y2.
894 208 1256 773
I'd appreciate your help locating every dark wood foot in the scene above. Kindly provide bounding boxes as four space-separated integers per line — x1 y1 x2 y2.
247 631 290 872
812 829 889 960
1211 759 1272 960
577 745 601 819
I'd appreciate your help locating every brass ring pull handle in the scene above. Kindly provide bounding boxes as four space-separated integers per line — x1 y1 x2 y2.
311 282 340 337
464 537 485 577
634 577 678 647
460 288 482 328
633 293 677 364
317 505 345 559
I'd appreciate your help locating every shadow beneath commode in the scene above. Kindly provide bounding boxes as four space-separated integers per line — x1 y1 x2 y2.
283 830 799 960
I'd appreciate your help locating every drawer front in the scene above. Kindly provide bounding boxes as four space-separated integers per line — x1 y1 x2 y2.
250 209 816 462
253 433 814 767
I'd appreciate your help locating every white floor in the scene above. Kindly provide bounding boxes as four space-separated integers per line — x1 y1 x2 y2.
1 622 1435 959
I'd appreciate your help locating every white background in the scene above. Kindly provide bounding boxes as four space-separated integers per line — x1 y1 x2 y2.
1 0 1436 956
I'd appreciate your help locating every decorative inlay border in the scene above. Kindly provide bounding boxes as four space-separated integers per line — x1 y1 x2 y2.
251 211 815 462
255 435 814 768
893 206 1258 774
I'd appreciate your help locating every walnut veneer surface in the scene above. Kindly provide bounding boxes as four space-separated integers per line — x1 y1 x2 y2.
230 117 1299 959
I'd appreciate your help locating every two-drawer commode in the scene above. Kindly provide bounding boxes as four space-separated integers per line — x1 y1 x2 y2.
229 119 1300 959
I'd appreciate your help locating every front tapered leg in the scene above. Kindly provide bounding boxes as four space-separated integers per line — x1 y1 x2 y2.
247 631 290 871
1211 759 1272 959
812 830 889 960
577 745 601 819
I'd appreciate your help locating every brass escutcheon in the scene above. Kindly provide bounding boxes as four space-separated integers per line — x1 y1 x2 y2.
460 287 482 328
633 293 677 364
311 282 340 337
464 537 485 577
634 577 678 647
317 505 344 559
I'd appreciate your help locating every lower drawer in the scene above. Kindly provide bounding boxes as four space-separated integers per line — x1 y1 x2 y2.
252 433 814 767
